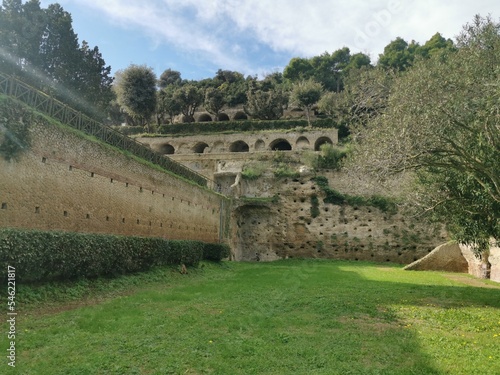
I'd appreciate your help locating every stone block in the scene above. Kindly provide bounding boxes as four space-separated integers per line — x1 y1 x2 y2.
404 241 468 272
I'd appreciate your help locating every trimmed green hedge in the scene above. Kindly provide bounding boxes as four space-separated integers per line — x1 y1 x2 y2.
158 118 339 135
0 229 230 282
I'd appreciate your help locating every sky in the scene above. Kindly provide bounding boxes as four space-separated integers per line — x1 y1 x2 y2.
40 0 500 80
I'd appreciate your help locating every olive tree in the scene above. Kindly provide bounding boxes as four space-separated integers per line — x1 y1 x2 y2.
291 79 323 126
114 65 157 131
348 15 500 256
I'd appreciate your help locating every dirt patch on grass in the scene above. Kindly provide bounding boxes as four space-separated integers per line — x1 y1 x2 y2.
444 274 500 289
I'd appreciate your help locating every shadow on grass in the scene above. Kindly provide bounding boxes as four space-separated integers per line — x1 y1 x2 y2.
3 260 500 375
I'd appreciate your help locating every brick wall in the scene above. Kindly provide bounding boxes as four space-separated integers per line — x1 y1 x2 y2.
0 112 226 242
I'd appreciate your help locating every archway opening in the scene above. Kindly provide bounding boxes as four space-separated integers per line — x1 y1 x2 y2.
192 142 209 153
229 140 249 152
270 139 292 151
314 137 333 151
158 143 175 154
233 111 248 121
217 113 230 121
198 113 212 122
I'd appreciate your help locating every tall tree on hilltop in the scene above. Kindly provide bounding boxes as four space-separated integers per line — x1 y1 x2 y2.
291 79 323 126
158 68 182 88
172 84 203 123
115 65 157 131
204 87 226 121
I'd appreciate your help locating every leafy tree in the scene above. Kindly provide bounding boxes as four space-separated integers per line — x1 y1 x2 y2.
157 85 181 124
377 37 417 71
204 87 226 120
0 1 114 119
349 15 500 256
172 84 203 122
419 32 455 58
213 69 248 106
283 57 314 82
158 68 182 88
291 79 323 126
311 48 350 92
244 88 288 120
115 65 157 131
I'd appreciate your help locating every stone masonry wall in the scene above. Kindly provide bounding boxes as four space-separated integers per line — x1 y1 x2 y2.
231 176 446 263
0 114 225 242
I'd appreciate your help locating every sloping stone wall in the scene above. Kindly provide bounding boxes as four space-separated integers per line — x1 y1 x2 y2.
0 112 226 243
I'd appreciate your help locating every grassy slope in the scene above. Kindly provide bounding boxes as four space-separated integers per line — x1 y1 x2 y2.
2 260 500 375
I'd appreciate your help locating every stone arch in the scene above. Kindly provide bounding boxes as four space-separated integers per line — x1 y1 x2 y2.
192 142 209 153
270 138 292 151
233 111 248 121
296 136 310 150
197 113 212 122
254 139 265 151
229 140 249 152
153 143 175 155
212 141 225 153
217 113 230 121
314 136 333 151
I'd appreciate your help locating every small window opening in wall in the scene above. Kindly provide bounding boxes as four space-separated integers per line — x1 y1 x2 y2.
110 178 113 183
106 216 110 221
160 223 163 228
86 214 90 219
35 206 40 214
162 194 165 198
172 197 174 201
126 182 129 187
1 203 7 209
64 211 68 217
90 172 94 177
152 190 154 194
137 219 140 224
122 218 125 223
69 165 73 171
42 157 47 163
139 187 143 192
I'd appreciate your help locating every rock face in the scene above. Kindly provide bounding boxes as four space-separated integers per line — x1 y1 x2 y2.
230 176 444 263
459 243 490 279
403 242 468 272
489 242 500 282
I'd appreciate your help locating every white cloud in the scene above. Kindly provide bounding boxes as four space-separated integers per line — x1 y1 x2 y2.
71 0 500 73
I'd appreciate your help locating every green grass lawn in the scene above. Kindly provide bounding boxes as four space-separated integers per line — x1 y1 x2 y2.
2 260 500 374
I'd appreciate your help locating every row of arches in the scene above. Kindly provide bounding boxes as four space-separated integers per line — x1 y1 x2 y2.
195 111 248 122
158 136 334 155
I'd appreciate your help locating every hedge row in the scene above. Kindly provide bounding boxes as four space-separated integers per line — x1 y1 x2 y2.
0 229 230 282
158 118 339 135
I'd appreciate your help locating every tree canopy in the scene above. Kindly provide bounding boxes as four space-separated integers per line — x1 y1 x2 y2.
114 65 157 130
0 0 114 118
348 15 500 254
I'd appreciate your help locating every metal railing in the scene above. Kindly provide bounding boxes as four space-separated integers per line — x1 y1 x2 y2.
0 73 212 188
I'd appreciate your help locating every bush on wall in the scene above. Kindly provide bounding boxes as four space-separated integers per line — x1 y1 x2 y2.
0 229 230 282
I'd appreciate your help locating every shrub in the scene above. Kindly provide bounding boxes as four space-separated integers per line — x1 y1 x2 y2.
313 144 347 170
0 229 213 282
312 176 398 213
